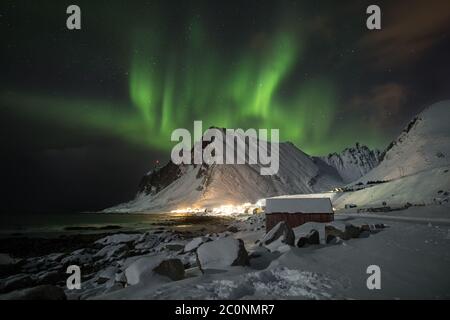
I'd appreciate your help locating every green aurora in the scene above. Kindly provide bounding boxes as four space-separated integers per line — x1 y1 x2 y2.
1 17 385 156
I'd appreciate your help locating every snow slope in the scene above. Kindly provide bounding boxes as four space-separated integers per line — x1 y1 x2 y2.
361 100 450 182
333 166 450 208
332 101 450 209
105 134 344 213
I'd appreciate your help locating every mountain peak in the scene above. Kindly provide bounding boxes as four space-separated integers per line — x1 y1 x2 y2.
105 138 345 213
317 144 381 183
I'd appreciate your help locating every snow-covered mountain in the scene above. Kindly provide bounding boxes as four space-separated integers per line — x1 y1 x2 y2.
106 101 450 213
105 133 344 213
333 100 450 208
360 100 450 182
316 143 381 183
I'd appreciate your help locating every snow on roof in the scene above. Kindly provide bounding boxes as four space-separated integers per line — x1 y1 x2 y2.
265 197 333 214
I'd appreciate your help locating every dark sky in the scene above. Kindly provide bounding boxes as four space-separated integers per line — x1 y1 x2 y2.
1 0 449 213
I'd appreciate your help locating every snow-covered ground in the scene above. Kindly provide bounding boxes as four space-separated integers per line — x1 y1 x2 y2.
1 205 449 299
89 205 450 300
332 166 450 209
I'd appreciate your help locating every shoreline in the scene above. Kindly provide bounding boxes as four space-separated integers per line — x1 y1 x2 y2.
0 212 235 240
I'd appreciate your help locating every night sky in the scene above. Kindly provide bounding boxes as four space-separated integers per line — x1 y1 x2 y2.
1 0 449 213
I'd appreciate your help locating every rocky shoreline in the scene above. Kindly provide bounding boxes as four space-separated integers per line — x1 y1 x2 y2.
0 213 390 300
0 214 237 299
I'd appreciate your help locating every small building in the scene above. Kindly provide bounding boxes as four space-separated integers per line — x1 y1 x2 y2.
265 196 334 231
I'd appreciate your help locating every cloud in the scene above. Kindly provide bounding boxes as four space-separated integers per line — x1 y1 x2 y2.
360 0 450 66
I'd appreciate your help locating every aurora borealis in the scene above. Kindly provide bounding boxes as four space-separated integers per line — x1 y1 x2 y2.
1 0 450 212
3 13 338 154
1 1 374 155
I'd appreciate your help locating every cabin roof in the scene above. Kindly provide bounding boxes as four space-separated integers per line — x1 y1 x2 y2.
265 197 333 214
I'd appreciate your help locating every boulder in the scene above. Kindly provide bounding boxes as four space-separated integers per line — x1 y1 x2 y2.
36 270 63 285
325 223 363 240
326 235 343 245
0 274 34 294
325 224 348 240
61 250 93 267
96 266 119 284
153 259 185 281
345 224 362 239
297 229 320 247
94 243 129 260
165 244 185 252
95 233 141 246
196 237 249 271
115 272 127 285
359 231 371 238
125 255 185 285
261 222 295 246
0 285 66 300
183 237 211 253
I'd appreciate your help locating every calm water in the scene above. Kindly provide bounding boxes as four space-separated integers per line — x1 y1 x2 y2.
0 212 233 238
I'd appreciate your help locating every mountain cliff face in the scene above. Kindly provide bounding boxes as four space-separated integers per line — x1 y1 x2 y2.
317 144 381 183
105 134 344 213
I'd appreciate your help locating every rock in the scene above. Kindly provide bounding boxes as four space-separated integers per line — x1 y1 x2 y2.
94 243 129 260
325 223 363 240
345 224 362 239
227 226 239 233
61 250 93 266
96 266 118 284
261 222 295 246
165 244 185 252
125 255 185 285
359 231 371 238
196 237 249 271
325 225 348 240
46 253 66 263
153 259 185 281
326 235 343 245
0 274 34 294
115 272 127 285
183 237 211 253
248 247 268 259
36 270 62 285
297 237 308 248
296 229 320 247
135 233 159 250
95 233 141 246
0 285 66 300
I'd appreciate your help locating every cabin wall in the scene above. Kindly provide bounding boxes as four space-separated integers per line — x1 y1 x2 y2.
266 212 334 231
